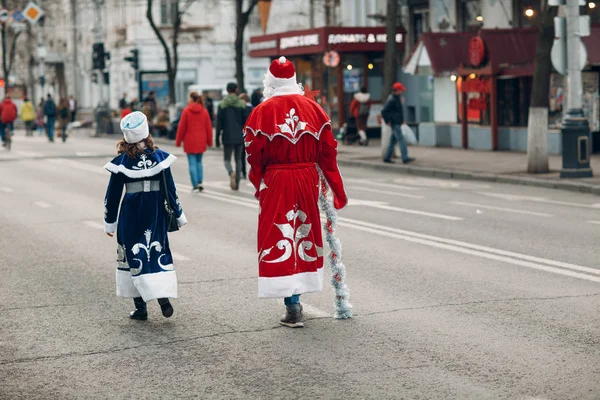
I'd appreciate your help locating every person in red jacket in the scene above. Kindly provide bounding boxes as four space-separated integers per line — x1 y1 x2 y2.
175 91 213 192
0 96 17 147
349 86 371 145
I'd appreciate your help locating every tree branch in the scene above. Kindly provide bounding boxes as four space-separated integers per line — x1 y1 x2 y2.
242 0 260 20
146 0 172 73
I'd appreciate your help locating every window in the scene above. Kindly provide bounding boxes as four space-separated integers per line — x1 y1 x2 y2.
411 7 430 45
160 0 178 26
457 0 482 32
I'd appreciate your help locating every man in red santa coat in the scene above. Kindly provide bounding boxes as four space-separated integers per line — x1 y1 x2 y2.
244 56 348 328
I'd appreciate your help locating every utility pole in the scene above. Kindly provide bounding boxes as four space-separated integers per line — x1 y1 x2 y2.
71 0 78 100
558 0 593 177
93 0 105 107
38 0 46 97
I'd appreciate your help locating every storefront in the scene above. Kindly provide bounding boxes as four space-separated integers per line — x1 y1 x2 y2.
248 27 405 130
405 27 600 154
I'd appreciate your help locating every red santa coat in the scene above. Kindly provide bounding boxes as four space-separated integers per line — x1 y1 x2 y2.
244 94 347 298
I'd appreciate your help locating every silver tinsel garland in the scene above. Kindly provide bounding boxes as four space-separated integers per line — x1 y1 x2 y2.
318 170 353 319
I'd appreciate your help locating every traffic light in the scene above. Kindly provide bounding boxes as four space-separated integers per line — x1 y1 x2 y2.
124 49 139 70
92 42 106 70
103 71 110 85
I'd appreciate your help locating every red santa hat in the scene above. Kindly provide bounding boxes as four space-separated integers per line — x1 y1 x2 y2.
263 56 304 99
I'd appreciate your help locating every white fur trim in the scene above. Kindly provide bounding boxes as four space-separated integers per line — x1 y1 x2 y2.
258 267 324 298
354 92 371 102
104 154 177 178
104 221 117 234
132 271 178 301
263 71 304 99
244 120 331 145
177 213 188 227
116 269 141 298
278 56 287 64
121 111 149 144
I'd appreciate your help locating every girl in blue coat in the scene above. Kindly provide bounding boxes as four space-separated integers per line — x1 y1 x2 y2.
104 111 187 320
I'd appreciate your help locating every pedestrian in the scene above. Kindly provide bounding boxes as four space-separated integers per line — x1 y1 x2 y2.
175 91 213 192
44 94 57 143
20 97 36 137
204 96 215 125
381 82 415 164
216 82 249 191
0 96 17 147
120 102 133 119
349 86 371 146
250 88 264 107
36 98 45 136
238 92 254 179
57 98 70 142
119 93 128 110
68 95 77 123
143 91 157 118
104 111 187 321
244 56 348 328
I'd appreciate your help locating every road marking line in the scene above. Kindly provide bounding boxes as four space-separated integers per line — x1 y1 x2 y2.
340 216 600 277
194 189 599 279
84 220 105 230
47 158 107 175
477 191 600 209
0 187 13 193
337 220 600 283
302 304 332 318
451 201 553 217
172 252 191 262
348 186 424 199
369 203 462 221
16 151 43 157
34 201 52 209
588 220 600 225
345 179 419 191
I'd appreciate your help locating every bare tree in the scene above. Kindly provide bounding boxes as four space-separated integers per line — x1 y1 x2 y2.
146 0 196 104
235 0 259 93
1 0 23 87
527 0 557 173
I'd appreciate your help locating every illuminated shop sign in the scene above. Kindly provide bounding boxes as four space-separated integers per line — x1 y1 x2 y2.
327 33 403 45
280 34 320 49
248 40 278 51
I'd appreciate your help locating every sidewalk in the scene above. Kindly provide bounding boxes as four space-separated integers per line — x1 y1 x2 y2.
336 140 600 195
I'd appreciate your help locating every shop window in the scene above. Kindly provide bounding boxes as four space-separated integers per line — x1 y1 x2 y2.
367 57 384 102
295 58 313 89
457 0 483 32
323 67 339 129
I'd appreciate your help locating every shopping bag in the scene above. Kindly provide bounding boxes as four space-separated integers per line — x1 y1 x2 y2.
401 123 417 145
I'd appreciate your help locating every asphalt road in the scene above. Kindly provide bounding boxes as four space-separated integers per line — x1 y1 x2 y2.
1 132 600 399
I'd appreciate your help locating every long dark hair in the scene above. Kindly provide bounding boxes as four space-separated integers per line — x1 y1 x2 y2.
116 136 157 159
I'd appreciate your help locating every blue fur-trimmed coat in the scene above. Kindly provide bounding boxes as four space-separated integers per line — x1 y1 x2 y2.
104 149 187 301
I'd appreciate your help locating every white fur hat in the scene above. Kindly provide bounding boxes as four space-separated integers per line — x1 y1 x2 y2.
120 111 149 144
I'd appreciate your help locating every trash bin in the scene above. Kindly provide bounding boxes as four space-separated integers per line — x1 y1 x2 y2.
560 110 593 178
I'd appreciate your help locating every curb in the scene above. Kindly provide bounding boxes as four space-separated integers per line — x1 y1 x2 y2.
335 158 600 196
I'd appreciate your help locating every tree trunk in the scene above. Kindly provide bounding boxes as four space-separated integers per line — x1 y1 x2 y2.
146 0 174 103
526 0 557 173
382 0 398 101
235 0 259 93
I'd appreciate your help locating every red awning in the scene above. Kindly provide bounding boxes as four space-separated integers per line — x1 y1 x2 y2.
420 32 475 76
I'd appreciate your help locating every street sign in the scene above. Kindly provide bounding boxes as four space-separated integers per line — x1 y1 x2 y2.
551 38 587 75
23 2 44 24
0 9 9 23
12 10 24 22
10 22 26 33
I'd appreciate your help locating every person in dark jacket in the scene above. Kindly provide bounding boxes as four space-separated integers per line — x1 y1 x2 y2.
250 88 264 107
44 94 58 143
381 82 414 164
238 92 254 179
215 82 249 190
